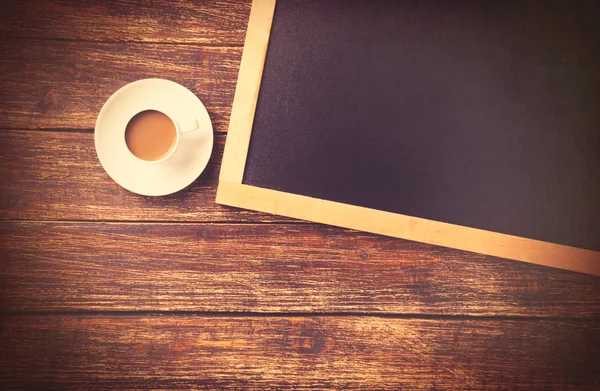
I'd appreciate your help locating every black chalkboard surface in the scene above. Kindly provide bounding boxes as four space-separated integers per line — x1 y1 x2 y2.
218 0 600 274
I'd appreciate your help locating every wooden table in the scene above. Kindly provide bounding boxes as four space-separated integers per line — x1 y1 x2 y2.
0 1 599 389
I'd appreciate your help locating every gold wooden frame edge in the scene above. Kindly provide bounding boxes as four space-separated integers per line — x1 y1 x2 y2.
219 0 277 184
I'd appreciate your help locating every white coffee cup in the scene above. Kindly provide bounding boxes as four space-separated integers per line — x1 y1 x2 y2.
95 78 214 196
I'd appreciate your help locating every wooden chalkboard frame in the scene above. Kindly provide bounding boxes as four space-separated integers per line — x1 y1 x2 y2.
216 0 600 276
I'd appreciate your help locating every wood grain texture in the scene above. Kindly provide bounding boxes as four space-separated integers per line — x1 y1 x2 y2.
218 182 600 276
0 0 251 44
1 316 599 390
1 222 599 315
0 130 288 222
0 39 241 130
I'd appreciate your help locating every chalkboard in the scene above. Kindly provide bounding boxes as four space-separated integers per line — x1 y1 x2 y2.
217 0 600 275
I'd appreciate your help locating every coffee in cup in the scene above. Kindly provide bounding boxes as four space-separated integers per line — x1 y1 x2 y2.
122 109 199 164
125 110 177 161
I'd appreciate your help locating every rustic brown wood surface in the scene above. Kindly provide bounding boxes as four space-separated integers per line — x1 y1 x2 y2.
2 222 600 317
0 0 250 44
0 0 599 389
0 130 283 222
2 316 599 390
0 39 241 130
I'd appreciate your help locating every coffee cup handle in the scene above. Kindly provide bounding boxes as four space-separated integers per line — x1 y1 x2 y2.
177 118 201 134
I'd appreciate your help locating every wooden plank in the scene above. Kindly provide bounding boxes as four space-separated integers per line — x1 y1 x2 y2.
1 316 599 389
0 0 251 44
0 130 284 222
1 222 599 316
0 40 241 130
218 182 600 276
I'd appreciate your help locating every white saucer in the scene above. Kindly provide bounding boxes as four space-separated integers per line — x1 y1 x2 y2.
95 79 214 196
